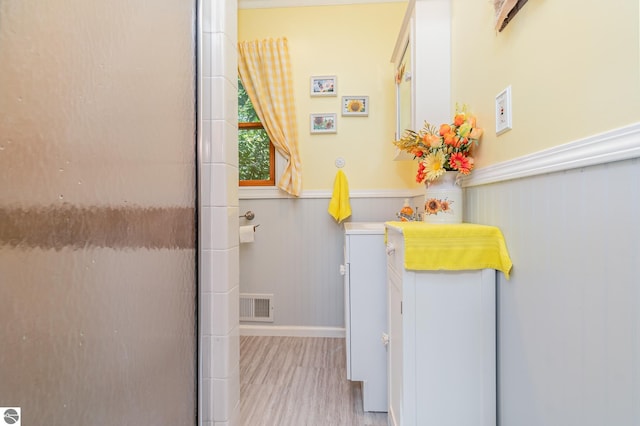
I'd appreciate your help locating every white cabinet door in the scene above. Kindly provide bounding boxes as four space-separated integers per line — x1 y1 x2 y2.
412 270 496 425
385 225 497 426
387 266 404 426
344 224 388 412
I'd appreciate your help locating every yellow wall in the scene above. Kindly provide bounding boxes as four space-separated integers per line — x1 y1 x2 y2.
240 1 640 188
239 3 413 190
451 0 640 168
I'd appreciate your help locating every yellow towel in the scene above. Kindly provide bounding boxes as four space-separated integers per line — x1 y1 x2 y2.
385 221 513 279
328 170 351 223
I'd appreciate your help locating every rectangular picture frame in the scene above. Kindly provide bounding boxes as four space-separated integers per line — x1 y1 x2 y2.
310 75 337 97
342 96 369 116
310 113 337 134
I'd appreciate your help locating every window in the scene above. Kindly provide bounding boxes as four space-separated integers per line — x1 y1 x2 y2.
238 78 275 186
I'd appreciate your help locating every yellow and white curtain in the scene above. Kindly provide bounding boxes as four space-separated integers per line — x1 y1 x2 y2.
238 37 302 196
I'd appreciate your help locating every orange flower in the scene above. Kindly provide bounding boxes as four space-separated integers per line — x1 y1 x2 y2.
392 104 483 182
415 160 426 182
423 133 442 148
444 132 458 146
469 127 483 140
449 152 473 174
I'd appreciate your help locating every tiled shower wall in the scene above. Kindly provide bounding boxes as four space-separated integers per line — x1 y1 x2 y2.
199 0 240 424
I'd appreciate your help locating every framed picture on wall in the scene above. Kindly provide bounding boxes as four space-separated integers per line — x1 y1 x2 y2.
342 96 369 116
310 113 337 133
310 75 337 97
494 0 528 31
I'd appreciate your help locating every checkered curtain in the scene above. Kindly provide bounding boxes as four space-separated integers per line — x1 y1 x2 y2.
238 38 302 196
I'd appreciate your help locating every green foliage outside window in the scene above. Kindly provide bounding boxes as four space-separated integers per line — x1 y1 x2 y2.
238 79 259 122
238 79 272 182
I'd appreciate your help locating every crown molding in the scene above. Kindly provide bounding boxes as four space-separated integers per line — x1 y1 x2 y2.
239 0 406 10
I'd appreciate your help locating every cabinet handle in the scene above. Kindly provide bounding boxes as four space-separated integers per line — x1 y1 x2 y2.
381 333 390 347
385 244 395 255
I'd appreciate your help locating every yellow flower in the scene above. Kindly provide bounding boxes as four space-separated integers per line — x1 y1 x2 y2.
458 122 472 138
392 104 483 182
423 150 446 181
347 99 364 112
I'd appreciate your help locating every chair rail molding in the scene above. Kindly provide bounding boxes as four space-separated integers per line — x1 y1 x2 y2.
464 122 640 187
239 0 405 9
240 187 422 200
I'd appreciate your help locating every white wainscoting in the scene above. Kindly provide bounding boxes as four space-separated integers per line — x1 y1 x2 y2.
238 123 640 425
238 195 411 335
464 122 640 425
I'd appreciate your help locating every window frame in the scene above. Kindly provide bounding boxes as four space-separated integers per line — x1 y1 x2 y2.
238 121 276 187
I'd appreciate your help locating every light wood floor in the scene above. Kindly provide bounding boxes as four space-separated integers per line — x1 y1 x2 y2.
240 336 388 426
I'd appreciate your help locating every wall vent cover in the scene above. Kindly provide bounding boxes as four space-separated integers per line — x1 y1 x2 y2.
239 293 274 322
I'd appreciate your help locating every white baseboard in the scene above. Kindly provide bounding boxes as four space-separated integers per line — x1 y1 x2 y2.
239 324 345 338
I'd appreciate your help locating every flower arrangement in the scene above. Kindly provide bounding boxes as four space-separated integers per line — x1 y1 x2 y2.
394 105 483 183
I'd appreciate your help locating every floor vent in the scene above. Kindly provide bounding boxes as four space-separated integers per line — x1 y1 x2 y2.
240 293 274 322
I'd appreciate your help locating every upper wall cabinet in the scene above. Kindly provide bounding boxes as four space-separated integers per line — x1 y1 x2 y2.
391 0 451 160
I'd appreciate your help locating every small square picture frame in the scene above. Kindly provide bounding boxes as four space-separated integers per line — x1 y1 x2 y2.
342 96 369 116
310 113 337 134
310 75 337 97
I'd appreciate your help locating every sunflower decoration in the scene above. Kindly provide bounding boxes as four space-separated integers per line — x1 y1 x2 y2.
439 199 453 213
424 197 454 216
393 104 483 183
425 198 441 215
346 98 365 113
